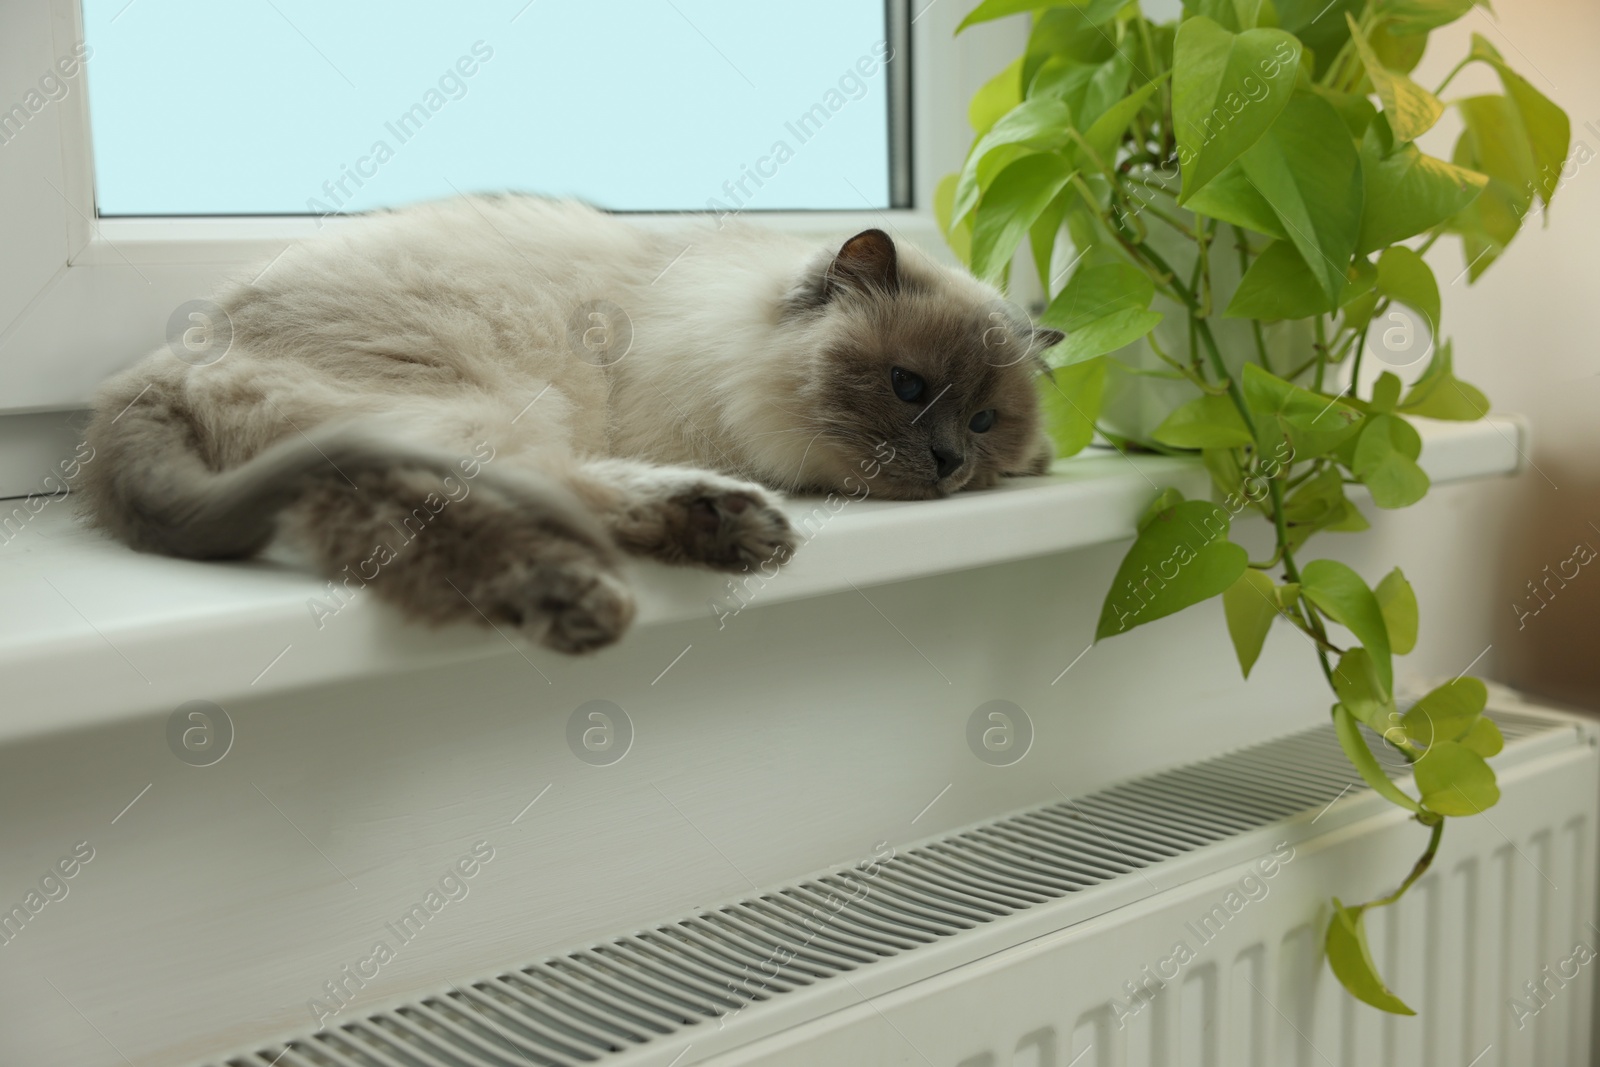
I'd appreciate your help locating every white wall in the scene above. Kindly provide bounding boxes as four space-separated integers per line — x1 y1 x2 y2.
1412 1 1600 709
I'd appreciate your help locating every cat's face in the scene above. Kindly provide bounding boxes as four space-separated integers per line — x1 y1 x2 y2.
787 230 1062 501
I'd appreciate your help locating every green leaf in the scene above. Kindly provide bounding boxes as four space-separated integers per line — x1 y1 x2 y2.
1374 567 1417 655
1153 393 1256 448
1025 8 1117 87
1415 740 1500 815
1190 0 1269 31
1242 363 1366 459
1369 370 1402 413
1038 357 1108 458
1314 86 1381 137
1225 239 1335 319
1469 34 1571 206
1236 92 1364 301
1369 20 1428 74
1275 0 1362 79
1185 161 1288 238
1346 13 1443 143
1172 18 1303 202
1327 898 1417 1015
1332 647 1397 730
1375 246 1441 337
1401 676 1488 748
1352 414 1430 509
1462 714 1505 758
1284 467 1366 553
1095 498 1249 639
1301 559 1393 693
971 154 1079 283
1377 0 1473 33
1046 308 1165 367
1398 342 1490 420
1029 190 1070 292
952 98 1076 224
934 173 972 265
1079 51 1135 132
1039 263 1164 366
1041 264 1155 329
1448 95 1537 278
970 57 1024 138
959 0 1131 33
1332 703 1422 812
1139 486 1187 531
1029 56 1103 108
1358 123 1488 254
1081 76 1168 164
1224 569 1280 677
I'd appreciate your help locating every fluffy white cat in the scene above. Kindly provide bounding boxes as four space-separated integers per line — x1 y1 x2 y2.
82 196 1061 651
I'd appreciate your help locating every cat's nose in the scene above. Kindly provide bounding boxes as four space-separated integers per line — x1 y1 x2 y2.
932 447 965 480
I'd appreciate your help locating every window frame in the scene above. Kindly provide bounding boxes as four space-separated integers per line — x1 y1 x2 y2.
0 0 1026 495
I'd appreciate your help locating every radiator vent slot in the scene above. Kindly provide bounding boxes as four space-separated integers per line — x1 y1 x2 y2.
215 710 1561 1067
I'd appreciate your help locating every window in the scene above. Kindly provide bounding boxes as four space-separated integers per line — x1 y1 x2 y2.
82 0 900 216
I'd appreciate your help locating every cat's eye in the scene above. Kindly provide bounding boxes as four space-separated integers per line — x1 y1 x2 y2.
891 367 925 402
969 409 997 434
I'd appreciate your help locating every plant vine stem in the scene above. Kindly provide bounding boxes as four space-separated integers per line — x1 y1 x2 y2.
1234 225 1273 374
1368 818 1445 909
1347 320 1372 397
1313 316 1328 393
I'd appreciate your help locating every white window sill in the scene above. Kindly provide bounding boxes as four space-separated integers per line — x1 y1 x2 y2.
0 416 1525 746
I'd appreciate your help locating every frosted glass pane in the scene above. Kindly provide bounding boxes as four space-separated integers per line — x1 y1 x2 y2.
82 0 894 216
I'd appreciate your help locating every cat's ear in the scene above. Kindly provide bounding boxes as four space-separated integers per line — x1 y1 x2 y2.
1033 326 1065 352
785 229 901 313
826 229 899 296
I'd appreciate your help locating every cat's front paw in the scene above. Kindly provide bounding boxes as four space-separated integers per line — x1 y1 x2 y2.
677 486 797 571
614 475 797 572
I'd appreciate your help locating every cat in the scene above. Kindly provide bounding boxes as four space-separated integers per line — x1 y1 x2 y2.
80 196 1063 653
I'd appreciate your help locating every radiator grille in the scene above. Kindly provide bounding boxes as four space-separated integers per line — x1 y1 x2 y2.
213 710 1561 1067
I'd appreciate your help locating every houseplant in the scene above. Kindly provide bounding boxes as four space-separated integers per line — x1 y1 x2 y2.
938 0 1570 1013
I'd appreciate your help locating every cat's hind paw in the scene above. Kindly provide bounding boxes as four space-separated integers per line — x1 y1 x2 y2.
498 561 636 655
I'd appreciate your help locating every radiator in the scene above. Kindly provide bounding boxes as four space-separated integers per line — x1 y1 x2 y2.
205 702 1598 1067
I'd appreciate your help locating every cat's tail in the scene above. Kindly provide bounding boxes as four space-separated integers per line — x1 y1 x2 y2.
78 376 601 560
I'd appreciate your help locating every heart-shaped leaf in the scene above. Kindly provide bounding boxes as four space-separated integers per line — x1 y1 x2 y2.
1415 740 1500 815
1399 342 1489 420
1332 703 1422 812
1172 18 1303 202
1302 559 1393 693
1185 160 1288 238
952 98 1076 224
1347 14 1444 142
1224 569 1280 677
1040 263 1163 366
1359 122 1488 254
1038 357 1108 459
1096 496 1249 639
1153 393 1256 449
1352 414 1430 509
1232 93 1365 301
1374 567 1417 655
1375 246 1441 337
1242 363 1366 459
1327 898 1417 1014
1226 239 1336 319
1400 676 1488 749
971 154 1079 283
